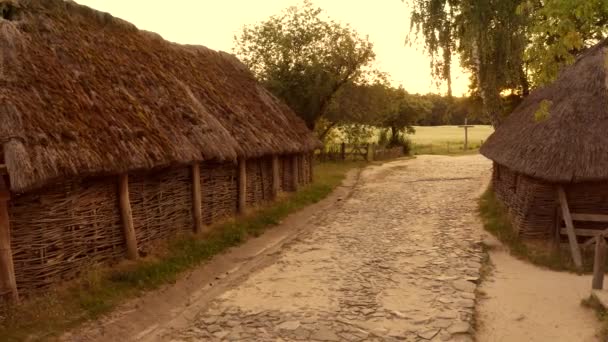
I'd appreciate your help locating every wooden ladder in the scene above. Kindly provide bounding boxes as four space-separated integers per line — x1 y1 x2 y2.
557 187 608 289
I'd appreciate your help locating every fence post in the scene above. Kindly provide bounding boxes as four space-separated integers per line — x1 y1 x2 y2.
238 158 247 214
119 174 138 260
340 143 346 161
191 163 203 234
593 237 607 290
0 178 18 302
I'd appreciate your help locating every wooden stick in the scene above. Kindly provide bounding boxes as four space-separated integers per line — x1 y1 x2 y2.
557 187 583 269
119 174 138 260
191 163 203 234
271 155 280 198
238 158 247 214
291 155 299 191
0 189 18 302
593 237 607 290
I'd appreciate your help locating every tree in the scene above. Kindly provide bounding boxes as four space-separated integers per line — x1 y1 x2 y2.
408 0 608 126
233 1 375 131
408 0 528 126
378 87 431 145
521 0 608 87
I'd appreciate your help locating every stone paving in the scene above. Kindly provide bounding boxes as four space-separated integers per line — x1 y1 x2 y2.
163 155 491 342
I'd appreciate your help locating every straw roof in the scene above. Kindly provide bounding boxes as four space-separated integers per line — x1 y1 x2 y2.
0 0 319 193
481 40 608 183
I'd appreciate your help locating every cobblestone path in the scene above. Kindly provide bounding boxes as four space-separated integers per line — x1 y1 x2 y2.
163 155 491 342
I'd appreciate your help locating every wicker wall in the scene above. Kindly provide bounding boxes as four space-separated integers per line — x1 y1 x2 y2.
5 153 312 297
129 167 193 253
9 177 124 292
200 162 238 225
281 155 296 192
246 158 273 207
492 163 608 239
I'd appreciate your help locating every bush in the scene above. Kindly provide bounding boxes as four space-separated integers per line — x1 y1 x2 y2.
387 133 412 155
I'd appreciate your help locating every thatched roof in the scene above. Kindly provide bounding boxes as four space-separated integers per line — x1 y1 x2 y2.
481 40 608 183
0 0 319 193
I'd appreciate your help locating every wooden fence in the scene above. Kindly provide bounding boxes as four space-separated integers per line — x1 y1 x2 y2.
315 143 405 162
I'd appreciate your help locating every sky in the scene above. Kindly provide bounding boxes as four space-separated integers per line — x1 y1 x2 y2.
75 0 471 96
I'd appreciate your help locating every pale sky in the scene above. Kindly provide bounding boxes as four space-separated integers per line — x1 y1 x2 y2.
74 0 471 96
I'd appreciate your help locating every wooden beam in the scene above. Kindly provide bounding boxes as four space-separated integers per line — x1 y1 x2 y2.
560 228 608 238
238 158 247 214
191 163 203 234
0 189 18 302
571 213 608 223
291 155 299 191
271 155 280 199
557 187 583 269
593 237 607 290
119 174 138 260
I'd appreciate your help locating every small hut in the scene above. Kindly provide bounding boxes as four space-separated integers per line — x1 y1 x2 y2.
0 0 320 300
481 39 608 263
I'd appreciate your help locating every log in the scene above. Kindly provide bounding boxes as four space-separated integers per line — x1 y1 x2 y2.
593 237 607 290
191 163 203 234
238 158 247 214
291 155 299 191
557 187 583 269
119 174 138 260
0 190 18 302
271 155 280 198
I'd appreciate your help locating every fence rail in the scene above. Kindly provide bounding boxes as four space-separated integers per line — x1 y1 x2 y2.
315 143 405 162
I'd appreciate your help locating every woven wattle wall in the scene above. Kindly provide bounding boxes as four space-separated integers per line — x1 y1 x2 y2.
280 155 296 192
200 161 238 225
246 157 273 207
9 177 124 292
491 163 588 239
129 167 193 253
5 154 310 297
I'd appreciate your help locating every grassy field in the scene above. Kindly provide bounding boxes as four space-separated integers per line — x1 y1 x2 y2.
410 125 494 144
410 125 493 155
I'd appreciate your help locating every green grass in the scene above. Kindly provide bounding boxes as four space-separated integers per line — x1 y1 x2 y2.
478 187 579 272
582 295 608 340
0 161 365 341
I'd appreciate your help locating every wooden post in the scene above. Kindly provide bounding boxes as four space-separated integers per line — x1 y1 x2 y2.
459 118 474 151
291 155 299 191
238 158 247 214
271 155 280 199
593 237 607 290
309 152 314 183
0 186 18 302
119 174 138 260
557 187 583 269
340 143 346 161
191 163 203 234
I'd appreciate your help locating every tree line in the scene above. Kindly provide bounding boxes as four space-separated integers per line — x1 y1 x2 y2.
233 0 607 143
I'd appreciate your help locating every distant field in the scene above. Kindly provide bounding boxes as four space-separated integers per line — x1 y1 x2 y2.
410 125 494 144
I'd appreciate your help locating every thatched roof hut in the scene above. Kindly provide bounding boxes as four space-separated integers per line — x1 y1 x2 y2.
0 0 319 194
481 39 608 240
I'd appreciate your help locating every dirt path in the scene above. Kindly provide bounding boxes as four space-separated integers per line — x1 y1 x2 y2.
476 234 600 341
